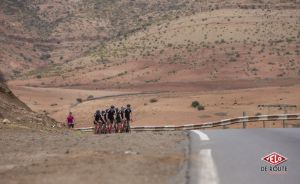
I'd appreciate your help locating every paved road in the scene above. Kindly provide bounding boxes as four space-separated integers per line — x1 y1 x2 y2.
188 128 300 184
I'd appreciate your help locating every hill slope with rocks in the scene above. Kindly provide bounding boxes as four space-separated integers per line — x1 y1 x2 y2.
0 72 59 129
1 0 299 89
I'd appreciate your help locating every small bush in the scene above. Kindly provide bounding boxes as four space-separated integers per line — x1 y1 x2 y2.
76 98 83 103
191 101 205 110
191 101 200 108
36 75 42 79
150 98 158 103
197 104 205 111
87 95 94 100
40 54 51 60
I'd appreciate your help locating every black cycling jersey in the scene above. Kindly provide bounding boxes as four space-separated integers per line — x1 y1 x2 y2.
125 108 131 119
120 111 124 119
103 113 107 122
95 112 104 123
107 108 115 120
116 111 122 123
94 113 101 121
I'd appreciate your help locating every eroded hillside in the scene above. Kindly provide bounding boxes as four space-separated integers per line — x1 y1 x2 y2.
1 0 299 89
0 72 59 129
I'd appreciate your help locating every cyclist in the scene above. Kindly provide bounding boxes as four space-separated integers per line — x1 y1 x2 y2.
103 109 108 123
115 108 122 133
107 105 116 133
124 104 132 132
120 106 125 120
101 110 108 133
94 110 101 134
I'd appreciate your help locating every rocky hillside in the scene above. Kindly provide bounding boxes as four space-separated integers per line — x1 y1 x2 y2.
1 0 299 88
0 72 59 128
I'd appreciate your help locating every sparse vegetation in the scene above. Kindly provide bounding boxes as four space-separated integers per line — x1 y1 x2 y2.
40 54 51 60
191 101 200 108
192 101 205 110
150 98 158 103
87 95 94 100
1 0 299 87
76 98 83 103
197 104 205 111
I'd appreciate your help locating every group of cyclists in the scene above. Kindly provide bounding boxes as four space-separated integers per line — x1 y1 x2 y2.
93 104 132 134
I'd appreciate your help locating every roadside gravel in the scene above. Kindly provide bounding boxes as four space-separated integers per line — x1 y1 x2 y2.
0 124 188 184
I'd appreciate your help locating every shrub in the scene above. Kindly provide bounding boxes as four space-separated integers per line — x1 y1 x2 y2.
191 101 200 108
87 95 94 100
197 104 205 111
150 98 158 103
40 54 51 60
76 98 83 103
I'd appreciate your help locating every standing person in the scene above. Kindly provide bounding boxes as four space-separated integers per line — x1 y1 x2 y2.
107 105 116 133
124 104 132 133
66 112 75 128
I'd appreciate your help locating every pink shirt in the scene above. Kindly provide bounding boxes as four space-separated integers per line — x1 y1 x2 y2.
67 115 74 124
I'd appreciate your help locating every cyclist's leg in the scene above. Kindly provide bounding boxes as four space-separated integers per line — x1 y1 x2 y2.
113 119 116 133
109 118 114 133
126 118 131 132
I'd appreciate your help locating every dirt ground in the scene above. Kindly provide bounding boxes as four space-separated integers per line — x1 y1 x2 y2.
9 84 300 127
0 123 187 184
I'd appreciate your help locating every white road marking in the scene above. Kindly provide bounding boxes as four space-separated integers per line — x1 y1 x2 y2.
190 130 219 184
199 149 219 184
191 130 210 141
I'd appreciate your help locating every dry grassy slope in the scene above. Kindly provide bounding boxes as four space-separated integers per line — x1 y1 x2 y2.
19 3 300 89
1 0 300 87
1 0 208 78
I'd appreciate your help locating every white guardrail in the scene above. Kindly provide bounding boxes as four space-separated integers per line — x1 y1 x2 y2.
75 113 300 132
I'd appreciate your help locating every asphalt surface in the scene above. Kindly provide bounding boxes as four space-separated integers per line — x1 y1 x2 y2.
188 128 300 184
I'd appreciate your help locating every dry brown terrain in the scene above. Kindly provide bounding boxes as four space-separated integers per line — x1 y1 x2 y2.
1 0 299 88
0 124 187 184
1 74 187 184
3 1 300 127
9 84 300 128
1 1 300 183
